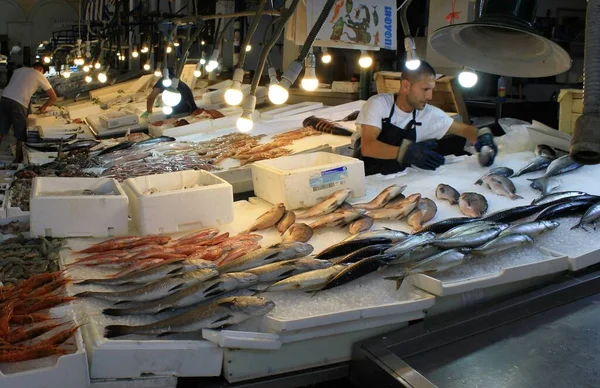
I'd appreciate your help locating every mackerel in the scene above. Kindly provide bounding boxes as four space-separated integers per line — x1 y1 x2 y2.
471 234 533 256
432 227 502 249
265 265 348 292
219 242 314 273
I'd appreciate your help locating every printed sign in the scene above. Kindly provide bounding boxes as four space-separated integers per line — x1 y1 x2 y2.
309 166 349 192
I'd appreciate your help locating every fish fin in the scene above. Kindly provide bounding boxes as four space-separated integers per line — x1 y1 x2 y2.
512 194 524 200
203 281 222 294
104 325 135 338
112 300 131 305
168 283 185 292
570 224 582 231
474 179 482 185
157 332 175 337
277 269 297 279
211 314 234 325
204 289 225 298
73 291 92 298
74 279 92 285
383 274 407 290
103 308 130 317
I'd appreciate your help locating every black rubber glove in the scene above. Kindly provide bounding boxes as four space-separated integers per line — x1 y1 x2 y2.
397 140 445 170
475 127 498 167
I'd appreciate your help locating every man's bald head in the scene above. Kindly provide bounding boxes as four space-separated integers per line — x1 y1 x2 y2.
400 61 436 83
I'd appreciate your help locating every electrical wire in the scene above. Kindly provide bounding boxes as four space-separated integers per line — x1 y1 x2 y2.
400 0 414 37
296 0 335 62
237 0 267 68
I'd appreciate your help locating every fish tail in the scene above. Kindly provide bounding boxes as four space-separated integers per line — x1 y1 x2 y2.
570 223 582 231
474 179 482 185
104 325 136 338
102 308 130 317
512 194 524 200
384 273 408 290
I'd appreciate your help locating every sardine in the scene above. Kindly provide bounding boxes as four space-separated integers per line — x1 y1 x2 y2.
219 242 314 273
459 192 488 217
104 296 275 338
102 272 259 316
351 185 406 210
246 258 332 283
342 228 408 242
385 249 469 289
531 191 590 206
315 237 395 261
417 217 481 234
535 144 556 158
475 167 514 185
331 244 393 265
281 223 314 243
432 227 502 249
407 198 437 230
511 156 554 178
309 210 363 229
295 189 353 218
436 184 460 205
75 269 219 303
276 211 296 234
385 232 436 255
266 265 348 292
366 194 421 220
245 203 286 233
75 259 216 286
572 202 600 231
528 155 583 194
318 254 397 291
471 234 533 256
499 220 560 238
348 216 374 234
481 175 523 200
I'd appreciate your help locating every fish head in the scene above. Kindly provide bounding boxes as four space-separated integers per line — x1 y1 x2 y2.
406 193 422 203
186 258 218 269
292 242 315 256
541 220 560 230
227 272 260 285
220 296 276 316
301 258 333 270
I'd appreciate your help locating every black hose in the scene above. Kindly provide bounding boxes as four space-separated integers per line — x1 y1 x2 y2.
400 0 414 37
249 0 301 94
296 0 335 62
237 0 267 68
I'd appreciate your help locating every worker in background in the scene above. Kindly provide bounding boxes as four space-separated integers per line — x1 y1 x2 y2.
143 67 197 117
0 62 57 163
352 61 497 176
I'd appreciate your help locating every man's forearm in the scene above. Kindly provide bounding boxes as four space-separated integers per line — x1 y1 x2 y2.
361 139 401 160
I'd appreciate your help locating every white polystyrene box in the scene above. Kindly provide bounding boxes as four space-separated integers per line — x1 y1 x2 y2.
30 177 129 238
99 111 139 129
251 152 366 210
123 170 234 235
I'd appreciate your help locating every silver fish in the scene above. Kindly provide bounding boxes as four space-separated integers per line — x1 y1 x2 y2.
219 242 314 273
459 192 488 217
265 265 347 292
481 175 523 200
276 211 296 234
352 185 406 210
511 156 554 178
436 184 459 205
471 233 533 256
348 216 374 234
342 228 409 242
104 296 275 338
75 269 219 302
478 145 494 167
439 221 507 239
475 167 514 185
572 202 600 231
385 249 469 289
281 223 314 243
245 203 286 233
385 232 436 255
388 244 442 266
295 189 353 218
531 191 589 206
102 272 259 316
309 210 363 229
535 144 556 158
528 155 583 194
246 258 332 283
407 198 437 231
432 227 502 249
499 220 559 238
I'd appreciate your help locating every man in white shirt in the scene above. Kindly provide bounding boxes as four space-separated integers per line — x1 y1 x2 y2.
0 62 57 162
353 61 497 175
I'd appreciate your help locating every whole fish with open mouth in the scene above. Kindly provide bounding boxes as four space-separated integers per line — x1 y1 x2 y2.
343 228 408 242
276 211 296 234
535 144 556 158
459 192 488 217
331 244 393 265
534 199 597 221
475 167 514 185
432 226 502 249
531 191 592 206
315 236 397 261
436 184 460 205
572 202 600 231
219 242 314 273
309 210 364 229
348 216 374 234
528 155 583 194
281 223 314 243
245 203 286 233
385 232 436 255
265 265 348 292
75 259 216 286
104 296 275 338
246 258 332 283
75 269 219 303
440 221 508 239
351 185 406 210
407 198 437 230
295 189 353 219
102 272 259 316
511 155 554 178
471 233 533 256
499 220 559 238
385 249 469 289
481 175 523 200
316 254 397 292
366 194 421 220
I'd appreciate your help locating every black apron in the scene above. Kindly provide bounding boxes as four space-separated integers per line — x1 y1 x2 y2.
354 95 422 176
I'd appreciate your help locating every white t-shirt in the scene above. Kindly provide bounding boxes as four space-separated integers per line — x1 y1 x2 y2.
354 93 455 144
2 68 53 108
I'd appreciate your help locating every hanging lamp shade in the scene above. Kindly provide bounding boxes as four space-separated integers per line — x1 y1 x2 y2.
429 0 572 77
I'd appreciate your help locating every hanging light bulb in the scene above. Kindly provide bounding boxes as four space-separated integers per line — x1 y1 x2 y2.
200 52 206 65
224 68 245 106
85 75 92 83
236 96 256 133
404 37 421 70
208 49 219 69
245 44 252 52
143 62 151 71
201 40 206 45
193 61 202 77
97 72 107 83
43 56 51 64
162 106 173 115
154 68 162 77
74 56 85 66
141 43 149 54
358 50 373 68
62 67 71 78
458 67 478 88
162 79 182 107
94 62 101 69
83 65 90 72
162 67 172 87
301 50 319 91
166 45 172 54
132 45 139 58
268 60 302 105
321 47 332 64
174 42 180 47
